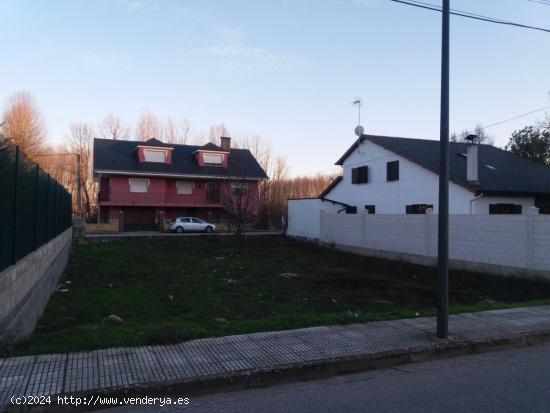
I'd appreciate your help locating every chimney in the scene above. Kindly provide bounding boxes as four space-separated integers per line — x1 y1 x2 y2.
220 136 231 151
465 134 479 185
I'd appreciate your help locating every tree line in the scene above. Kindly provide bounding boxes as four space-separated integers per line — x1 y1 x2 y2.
4 91 547 227
0 91 335 227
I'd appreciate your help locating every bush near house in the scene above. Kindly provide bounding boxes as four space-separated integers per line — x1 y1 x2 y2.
4 236 550 356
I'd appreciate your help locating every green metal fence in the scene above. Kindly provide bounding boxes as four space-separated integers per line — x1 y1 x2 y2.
0 137 72 272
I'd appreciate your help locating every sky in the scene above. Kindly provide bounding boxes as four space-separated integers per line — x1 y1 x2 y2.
1 0 549 176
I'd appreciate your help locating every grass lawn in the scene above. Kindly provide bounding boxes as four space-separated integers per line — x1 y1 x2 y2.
4 235 550 356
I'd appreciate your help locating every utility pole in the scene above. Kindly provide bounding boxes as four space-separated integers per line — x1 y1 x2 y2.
76 153 82 218
437 0 450 339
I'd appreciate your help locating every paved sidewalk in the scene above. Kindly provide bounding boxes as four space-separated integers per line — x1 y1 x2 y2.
1 306 550 411
84 230 282 238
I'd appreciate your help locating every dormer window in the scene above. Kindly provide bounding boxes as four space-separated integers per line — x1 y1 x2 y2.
136 139 173 164
204 153 224 165
143 149 167 163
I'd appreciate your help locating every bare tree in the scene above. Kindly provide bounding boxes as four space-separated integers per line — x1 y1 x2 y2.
98 114 131 140
190 130 209 145
451 123 494 145
165 117 193 144
137 111 163 141
1 91 47 155
67 122 97 218
220 181 259 235
209 123 230 144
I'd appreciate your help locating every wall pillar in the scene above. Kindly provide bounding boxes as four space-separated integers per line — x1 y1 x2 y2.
425 208 435 257
158 211 165 232
526 207 539 269
72 216 85 238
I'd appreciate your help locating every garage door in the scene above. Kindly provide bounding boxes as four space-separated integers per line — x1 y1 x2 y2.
123 208 157 231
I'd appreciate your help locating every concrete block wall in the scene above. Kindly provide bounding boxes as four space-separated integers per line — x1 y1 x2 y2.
287 199 343 240
0 228 72 343
318 212 550 279
85 222 119 233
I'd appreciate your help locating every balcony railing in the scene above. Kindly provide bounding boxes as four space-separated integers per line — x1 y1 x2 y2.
99 190 221 207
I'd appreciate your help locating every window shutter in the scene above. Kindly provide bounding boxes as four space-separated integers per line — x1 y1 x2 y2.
351 168 359 184
489 204 522 214
406 204 433 214
129 179 149 193
359 166 368 183
143 150 166 163
204 154 224 164
176 181 193 195
352 166 368 184
365 205 375 214
387 161 399 181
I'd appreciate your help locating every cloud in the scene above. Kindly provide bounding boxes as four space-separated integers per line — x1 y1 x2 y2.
106 0 158 12
77 53 130 74
199 27 311 73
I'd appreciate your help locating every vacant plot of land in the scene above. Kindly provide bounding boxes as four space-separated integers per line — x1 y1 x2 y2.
5 236 550 356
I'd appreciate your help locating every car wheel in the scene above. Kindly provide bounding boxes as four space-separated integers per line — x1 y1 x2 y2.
205 226 213 233
175 226 184 233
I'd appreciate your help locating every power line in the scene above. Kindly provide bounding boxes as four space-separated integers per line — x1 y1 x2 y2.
528 0 550 7
483 105 550 129
388 0 550 34
341 105 550 168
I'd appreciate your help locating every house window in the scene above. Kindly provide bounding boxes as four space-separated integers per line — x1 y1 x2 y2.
345 206 357 214
231 182 248 196
489 204 522 214
365 205 376 214
129 178 149 193
143 149 166 163
351 166 368 184
387 160 399 181
176 181 193 195
406 204 433 214
206 182 220 203
535 199 550 214
204 153 224 165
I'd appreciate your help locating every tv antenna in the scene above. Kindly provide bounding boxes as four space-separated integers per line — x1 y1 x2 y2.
352 97 364 136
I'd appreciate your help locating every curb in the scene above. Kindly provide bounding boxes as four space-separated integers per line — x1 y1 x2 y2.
6 330 550 413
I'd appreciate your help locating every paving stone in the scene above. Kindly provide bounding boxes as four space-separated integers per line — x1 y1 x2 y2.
26 354 66 396
1 305 550 408
65 352 100 393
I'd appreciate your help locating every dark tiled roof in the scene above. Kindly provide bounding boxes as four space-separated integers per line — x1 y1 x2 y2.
335 134 550 196
198 142 226 152
136 138 169 147
319 176 343 198
93 138 268 180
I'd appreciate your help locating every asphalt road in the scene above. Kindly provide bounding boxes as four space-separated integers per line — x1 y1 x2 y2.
99 342 550 413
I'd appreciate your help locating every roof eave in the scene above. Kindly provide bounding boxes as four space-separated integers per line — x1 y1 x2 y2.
94 169 268 181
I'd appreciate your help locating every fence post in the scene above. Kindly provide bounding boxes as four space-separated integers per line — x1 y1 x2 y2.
45 174 51 240
11 146 20 264
32 165 39 250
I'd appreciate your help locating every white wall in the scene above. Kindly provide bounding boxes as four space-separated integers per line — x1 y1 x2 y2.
318 212 550 277
471 195 535 214
287 199 341 240
326 140 535 214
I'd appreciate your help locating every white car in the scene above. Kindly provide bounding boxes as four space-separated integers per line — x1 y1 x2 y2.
169 217 216 233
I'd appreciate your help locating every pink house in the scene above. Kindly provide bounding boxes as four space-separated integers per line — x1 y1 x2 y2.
93 137 268 230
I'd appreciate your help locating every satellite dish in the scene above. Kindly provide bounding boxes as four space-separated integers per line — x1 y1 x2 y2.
355 125 364 137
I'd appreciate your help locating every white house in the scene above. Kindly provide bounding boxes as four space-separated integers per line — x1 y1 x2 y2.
287 134 550 239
